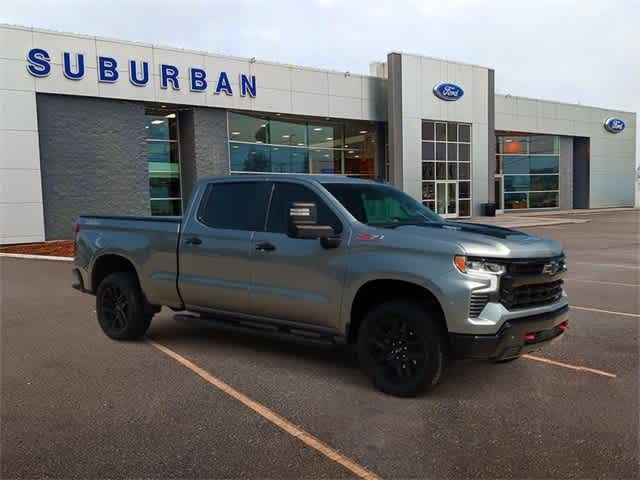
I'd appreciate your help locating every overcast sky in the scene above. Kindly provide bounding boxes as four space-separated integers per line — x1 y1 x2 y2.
3 0 639 166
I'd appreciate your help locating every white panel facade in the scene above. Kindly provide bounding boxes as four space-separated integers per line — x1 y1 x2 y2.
0 25 45 243
397 53 491 214
496 95 637 208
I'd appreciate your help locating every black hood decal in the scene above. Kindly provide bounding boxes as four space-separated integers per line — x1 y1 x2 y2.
408 221 527 239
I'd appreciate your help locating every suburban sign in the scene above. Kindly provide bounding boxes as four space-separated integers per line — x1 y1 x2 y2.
603 117 625 134
433 82 464 101
26 47 257 97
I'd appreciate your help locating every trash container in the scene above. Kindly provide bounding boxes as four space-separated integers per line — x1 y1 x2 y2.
481 203 497 217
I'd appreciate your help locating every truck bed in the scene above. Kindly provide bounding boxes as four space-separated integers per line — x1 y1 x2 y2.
75 214 184 308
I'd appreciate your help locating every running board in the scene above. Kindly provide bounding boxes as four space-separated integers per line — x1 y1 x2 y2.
174 313 345 347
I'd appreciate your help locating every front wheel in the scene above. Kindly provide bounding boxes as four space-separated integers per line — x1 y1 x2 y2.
96 272 152 340
357 300 446 397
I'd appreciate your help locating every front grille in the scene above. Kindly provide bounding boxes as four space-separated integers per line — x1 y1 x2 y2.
469 292 489 317
501 279 564 310
506 256 564 275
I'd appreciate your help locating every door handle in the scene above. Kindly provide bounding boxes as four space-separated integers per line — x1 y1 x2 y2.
255 242 276 252
185 236 202 245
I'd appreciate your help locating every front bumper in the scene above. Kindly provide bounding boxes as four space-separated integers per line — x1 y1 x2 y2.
449 305 569 360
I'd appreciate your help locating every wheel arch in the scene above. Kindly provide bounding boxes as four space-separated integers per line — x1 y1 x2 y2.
91 253 140 293
346 278 448 345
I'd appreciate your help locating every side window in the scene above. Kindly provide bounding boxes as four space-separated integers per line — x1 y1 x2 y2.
266 183 343 234
198 182 271 231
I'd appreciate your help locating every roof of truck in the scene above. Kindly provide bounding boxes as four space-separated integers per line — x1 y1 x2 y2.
199 174 382 185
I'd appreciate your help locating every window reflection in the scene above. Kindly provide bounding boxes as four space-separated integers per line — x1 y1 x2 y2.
497 133 560 209
228 112 378 178
146 109 181 216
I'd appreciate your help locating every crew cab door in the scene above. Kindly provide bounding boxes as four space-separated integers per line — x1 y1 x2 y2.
178 180 271 313
249 181 348 330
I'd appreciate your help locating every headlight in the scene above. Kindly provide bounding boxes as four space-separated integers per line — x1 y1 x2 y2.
454 255 506 275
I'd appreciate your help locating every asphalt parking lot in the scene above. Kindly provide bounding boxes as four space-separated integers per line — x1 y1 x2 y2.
1 210 638 479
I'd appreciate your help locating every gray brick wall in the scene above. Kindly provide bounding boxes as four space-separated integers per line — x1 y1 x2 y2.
37 94 148 240
179 107 228 205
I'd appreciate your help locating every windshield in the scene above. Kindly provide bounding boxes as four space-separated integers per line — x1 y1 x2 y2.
323 182 443 227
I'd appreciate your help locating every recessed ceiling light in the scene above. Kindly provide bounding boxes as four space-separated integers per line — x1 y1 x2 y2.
273 147 279 151
505 139 513 143
256 141 263 143
231 131 240 135
232 145 238 149
359 130 368 134
348 150 354 154
161 105 167 108
323 154 329 158
144 126 149 129
355 155 360 158
313 127 323 131
282 134 290 138
165 113 176 119
326 137 333 141
260 123 266 127
344 145 349 148
297 142 304 146
151 120 164 125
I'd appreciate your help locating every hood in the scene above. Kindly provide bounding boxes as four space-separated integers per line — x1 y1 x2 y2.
383 221 563 259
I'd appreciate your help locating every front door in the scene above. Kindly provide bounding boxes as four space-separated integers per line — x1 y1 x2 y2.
249 181 347 330
435 181 458 218
178 180 271 313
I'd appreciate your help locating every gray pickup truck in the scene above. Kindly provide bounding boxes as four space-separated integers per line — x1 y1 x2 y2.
73 175 569 396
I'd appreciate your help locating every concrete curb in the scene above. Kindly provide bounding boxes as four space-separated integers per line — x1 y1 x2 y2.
0 253 73 262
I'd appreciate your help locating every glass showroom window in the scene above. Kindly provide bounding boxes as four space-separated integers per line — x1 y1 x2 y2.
421 120 472 217
228 112 377 178
145 110 182 215
496 135 559 210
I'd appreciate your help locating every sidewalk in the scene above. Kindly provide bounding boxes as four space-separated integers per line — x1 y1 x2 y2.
457 207 637 228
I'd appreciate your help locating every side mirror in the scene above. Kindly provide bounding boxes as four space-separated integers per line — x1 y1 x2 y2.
287 202 335 240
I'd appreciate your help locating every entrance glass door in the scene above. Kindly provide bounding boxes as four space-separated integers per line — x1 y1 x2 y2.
436 181 458 218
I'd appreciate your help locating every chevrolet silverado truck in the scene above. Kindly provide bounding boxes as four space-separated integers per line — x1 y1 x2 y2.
73 175 568 396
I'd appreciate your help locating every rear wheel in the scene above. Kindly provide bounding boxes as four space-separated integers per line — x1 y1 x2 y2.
96 272 152 340
357 300 445 397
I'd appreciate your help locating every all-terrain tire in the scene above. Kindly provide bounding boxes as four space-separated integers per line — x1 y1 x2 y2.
357 300 446 397
96 272 152 340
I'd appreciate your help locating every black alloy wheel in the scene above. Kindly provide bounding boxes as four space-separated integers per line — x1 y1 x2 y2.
96 272 152 340
357 300 445 397
100 284 130 335
368 315 426 385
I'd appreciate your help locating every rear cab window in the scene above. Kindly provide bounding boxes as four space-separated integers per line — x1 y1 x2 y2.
198 181 272 231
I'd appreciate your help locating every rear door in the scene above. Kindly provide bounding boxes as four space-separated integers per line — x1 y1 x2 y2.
249 181 349 329
178 180 271 312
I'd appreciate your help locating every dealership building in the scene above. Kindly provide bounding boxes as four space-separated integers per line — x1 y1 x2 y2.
1 24 637 243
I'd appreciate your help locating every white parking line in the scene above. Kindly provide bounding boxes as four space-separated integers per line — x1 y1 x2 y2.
523 354 617 378
571 305 640 318
147 338 381 480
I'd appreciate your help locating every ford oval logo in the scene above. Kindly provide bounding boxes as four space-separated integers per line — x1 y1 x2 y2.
604 117 625 133
433 83 464 101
